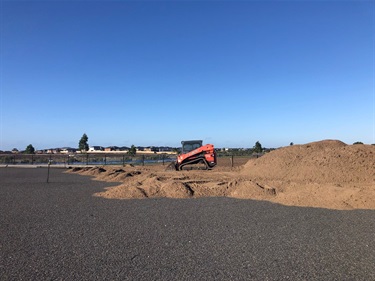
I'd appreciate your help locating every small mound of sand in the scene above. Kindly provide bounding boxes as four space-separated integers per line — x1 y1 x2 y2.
94 175 193 199
242 140 374 184
160 181 194 198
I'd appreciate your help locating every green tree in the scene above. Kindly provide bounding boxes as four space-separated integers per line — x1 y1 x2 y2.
253 141 263 153
79 133 89 152
128 145 136 156
25 144 35 154
353 141 363 145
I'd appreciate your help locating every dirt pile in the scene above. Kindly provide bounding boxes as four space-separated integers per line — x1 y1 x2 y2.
240 140 375 209
68 166 274 200
67 140 375 210
242 140 374 184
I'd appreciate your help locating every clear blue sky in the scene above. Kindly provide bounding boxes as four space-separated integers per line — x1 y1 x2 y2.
1 1 374 150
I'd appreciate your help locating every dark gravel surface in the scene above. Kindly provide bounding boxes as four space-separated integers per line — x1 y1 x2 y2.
1 167 375 280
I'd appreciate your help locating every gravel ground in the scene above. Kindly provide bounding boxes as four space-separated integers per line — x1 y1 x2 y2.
1 167 375 280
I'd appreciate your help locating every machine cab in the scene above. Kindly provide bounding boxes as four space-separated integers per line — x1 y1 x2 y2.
181 140 203 154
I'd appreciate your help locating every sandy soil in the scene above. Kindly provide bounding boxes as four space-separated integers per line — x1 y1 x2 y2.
67 140 375 210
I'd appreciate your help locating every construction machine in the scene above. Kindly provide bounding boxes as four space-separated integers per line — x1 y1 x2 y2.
169 140 217 171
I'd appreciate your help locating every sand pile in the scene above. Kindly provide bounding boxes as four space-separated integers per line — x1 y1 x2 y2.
242 140 374 184
240 140 375 209
67 140 375 210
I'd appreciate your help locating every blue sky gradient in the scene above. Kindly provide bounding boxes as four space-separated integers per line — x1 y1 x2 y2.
1 1 374 150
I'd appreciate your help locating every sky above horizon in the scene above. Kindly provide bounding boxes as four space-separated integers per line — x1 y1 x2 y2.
1 0 374 150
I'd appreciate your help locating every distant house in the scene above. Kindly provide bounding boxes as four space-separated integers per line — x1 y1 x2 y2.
104 146 119 152
60 147 77 154
151 146 159 153
89 146 104 152
47 148 61 154
143 147 158 153
158 146 173 152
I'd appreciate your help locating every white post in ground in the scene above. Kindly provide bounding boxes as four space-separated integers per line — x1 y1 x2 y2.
47 160 51 183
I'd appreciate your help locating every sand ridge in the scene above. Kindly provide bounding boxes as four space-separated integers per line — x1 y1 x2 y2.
67 140 375 210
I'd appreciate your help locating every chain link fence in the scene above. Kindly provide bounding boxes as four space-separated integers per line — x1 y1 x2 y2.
0 153 262 168
0 153 175 167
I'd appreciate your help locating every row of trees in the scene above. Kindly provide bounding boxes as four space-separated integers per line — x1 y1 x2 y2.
15 138 264 156
81 134 265 153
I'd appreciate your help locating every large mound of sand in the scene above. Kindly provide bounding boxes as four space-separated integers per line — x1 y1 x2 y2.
67 140 375 210
242 140 374 184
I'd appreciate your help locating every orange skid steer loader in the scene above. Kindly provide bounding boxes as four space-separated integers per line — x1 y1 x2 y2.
169 140 217 171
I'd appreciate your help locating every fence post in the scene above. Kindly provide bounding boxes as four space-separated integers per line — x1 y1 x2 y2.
122 155 125 166
142 155 145 166
104 155 107 165
31 154 34 165
13 155 16 165
47 160 51 183
231 155 234 168
162 154 165 166
86 154 89 165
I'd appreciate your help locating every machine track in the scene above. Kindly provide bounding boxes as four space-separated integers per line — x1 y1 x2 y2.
178 156 210 171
